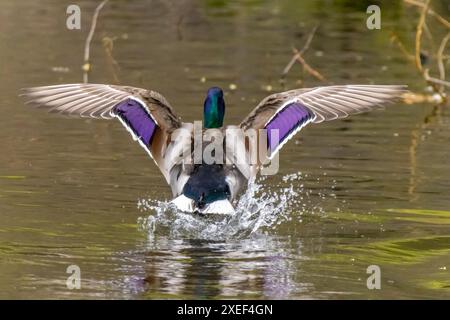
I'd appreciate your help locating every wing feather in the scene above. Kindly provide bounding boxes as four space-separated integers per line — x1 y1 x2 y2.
20 83 184 182
20 83 181 128
239 84 406 159
241 84 407 129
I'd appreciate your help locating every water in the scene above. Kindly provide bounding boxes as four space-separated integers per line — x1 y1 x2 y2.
137 173 333 240
0 0 449 299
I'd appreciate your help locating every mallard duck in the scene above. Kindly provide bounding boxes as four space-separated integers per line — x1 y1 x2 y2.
21 84 406 214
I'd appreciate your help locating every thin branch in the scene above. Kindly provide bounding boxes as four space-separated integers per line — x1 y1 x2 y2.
83 0 109 83
415 0 430 73
402 91 443 104
282 53 299 79
102 36 121 84
437 32 450 81
176 15 185 41
292 48 326 82
404 0 450 29
298 25 319 56
412 0 444 96
424 69 450 88
398 0 447 101
390 32 415 62
281 25 318 78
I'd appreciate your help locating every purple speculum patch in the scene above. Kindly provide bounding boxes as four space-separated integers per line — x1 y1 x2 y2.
113 99 157 146
265 102 314 153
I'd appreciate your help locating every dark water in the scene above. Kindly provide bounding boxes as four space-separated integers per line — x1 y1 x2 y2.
1 0 449 299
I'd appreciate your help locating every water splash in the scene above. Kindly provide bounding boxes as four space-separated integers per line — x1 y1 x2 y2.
137 172 338 240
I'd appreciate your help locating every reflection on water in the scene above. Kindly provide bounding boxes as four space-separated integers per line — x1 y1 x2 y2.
1 0 449 299
126 235 310 299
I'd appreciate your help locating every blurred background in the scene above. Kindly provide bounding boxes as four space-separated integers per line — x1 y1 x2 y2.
0 0 449 299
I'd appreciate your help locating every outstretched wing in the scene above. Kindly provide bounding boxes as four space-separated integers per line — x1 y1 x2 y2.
240 84 406 158
20 83 183 182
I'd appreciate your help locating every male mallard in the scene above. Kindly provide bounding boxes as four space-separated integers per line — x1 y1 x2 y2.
21 84 405 214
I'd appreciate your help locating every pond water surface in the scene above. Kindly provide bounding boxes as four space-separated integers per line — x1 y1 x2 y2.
0 0 449 299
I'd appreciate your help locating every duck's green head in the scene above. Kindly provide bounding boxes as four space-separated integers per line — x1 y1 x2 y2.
203 87 225 128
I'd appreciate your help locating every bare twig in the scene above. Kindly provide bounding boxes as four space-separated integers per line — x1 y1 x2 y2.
437 32 450 81
403 0 448 199
281 26 318 78
102 36 121 84
176 15 185 41
83 0 109 83
415 0 430 73
298 25 319 56
412 0 446 99
402 91 444 104
390 32 415 62
281 54 298 79
404 0 450 29
424 69 450 88
292 48 326 82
